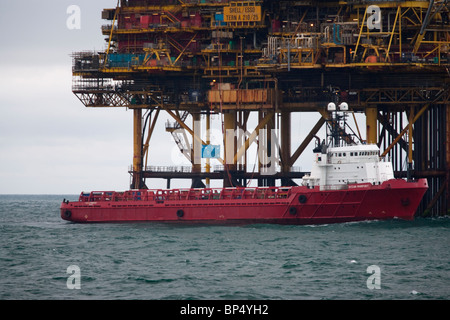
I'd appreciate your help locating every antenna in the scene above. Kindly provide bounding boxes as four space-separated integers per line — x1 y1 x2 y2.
326 101 352 148
327 102 336 111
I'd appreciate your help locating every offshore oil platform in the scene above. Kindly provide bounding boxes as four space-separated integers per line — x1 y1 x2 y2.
71 0 449 217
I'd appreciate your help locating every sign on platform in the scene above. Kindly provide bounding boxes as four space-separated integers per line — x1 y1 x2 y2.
223 5 262 23
202 145 220 159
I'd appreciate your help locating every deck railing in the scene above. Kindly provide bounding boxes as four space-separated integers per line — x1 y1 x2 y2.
78 186 294 202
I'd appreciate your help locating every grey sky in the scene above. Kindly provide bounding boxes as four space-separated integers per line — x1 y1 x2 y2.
0 1 134 194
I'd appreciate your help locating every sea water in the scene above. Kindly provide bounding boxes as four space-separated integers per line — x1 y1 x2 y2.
0 194 449 300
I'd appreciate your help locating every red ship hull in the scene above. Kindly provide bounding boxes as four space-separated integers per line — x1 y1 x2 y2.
60 178 428 225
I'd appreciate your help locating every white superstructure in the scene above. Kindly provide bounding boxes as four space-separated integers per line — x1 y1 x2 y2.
302 143 394 188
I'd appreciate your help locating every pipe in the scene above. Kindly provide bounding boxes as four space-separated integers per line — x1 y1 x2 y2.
420 0 435 35
287 38 291 71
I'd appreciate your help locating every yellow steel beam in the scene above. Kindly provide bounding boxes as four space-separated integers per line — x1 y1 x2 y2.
233 112 274 165
192 113 202 173
381 104 430 157
133 108 142 171
110 27 209 34
116 2 235 11
117 5 181 12
174 33 198 65
408 106 414 165
352 2 429 9
132 108 143 188
105 0 120 66
413 32 427 54
143 109 160 168
352 6 368 62
366 106 378 145
289 115 326 167
425 177 448 212
386 6 401 61
224 111 237 168
399 5 402 57
280 110 291 172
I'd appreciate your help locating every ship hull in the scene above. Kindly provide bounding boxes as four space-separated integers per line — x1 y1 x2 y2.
60 179 428 225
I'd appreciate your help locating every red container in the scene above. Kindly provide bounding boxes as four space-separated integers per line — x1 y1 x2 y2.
140 15 150 28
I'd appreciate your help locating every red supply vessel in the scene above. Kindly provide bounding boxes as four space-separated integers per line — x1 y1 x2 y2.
61 103 428 225
60 179 427 225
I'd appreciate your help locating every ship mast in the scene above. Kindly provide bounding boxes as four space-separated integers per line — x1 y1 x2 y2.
325 95 360 149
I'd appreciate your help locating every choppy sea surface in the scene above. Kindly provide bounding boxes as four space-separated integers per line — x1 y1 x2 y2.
0 194 449 300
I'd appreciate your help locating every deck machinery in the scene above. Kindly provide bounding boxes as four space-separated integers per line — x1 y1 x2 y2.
72 0 450 216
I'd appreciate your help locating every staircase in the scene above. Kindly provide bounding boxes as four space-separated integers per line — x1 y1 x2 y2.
166 111 191 161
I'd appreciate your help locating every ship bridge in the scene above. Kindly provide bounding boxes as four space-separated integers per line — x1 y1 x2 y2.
327 145 381 164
